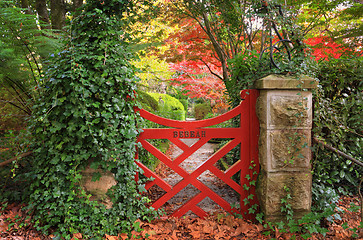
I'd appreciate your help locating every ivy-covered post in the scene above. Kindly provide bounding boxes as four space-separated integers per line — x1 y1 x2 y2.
255 74 317 222
28 0 157 238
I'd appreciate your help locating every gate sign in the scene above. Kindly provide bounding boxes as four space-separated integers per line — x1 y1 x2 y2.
173 130 206 138
135 90 260 219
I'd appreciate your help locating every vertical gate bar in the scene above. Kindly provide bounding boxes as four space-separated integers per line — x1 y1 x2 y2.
238 89 260 218
249 90 260 219
241 89 260 219
239 90 251 216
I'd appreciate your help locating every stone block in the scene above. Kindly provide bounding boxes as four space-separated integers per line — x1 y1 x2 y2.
257 90 313 129
269 130 311 171
258 129 267 171
257 171 312 222
258 128 312 172
254 74 318 89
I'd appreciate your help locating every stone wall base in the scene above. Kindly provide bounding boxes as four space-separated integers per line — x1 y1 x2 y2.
257 171 312 222
81 166 116 208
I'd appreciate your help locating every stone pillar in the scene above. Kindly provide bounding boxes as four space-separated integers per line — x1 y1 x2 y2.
255 74 317 222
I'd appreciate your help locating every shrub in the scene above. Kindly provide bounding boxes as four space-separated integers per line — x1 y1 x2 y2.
194 103 211 120
179 99 188 113
148 92 185 121
312 56 362 197
136 90 159 112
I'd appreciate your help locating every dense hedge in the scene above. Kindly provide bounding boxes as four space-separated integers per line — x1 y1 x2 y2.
312 57 362 204
136 92 185 169
136 90 159 112
148 92 186 121
179 99 188 114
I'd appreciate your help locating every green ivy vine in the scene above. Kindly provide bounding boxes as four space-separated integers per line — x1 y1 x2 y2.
27 1 157 239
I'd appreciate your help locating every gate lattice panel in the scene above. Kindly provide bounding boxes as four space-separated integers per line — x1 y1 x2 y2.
135 90 259 218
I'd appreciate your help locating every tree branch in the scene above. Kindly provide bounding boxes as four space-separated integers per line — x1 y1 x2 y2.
0 151 33 168
313 137 363 168
201 12 229 81
199 58 223 80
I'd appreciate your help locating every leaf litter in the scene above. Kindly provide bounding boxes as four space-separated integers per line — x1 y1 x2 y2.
0 196 362 239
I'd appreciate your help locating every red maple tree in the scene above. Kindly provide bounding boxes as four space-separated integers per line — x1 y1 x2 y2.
167 18 229 112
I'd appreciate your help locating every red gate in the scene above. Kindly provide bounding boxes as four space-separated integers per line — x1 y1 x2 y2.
135 89 259 219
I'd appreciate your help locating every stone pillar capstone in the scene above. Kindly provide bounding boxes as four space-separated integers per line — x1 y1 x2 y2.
255 74 317 222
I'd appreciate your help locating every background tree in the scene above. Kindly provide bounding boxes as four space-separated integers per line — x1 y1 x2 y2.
13 0 84 30
166 0 362 105
295 0 363 49
166 0 307 106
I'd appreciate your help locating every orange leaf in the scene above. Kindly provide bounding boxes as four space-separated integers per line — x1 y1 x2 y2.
225 215 236 228
202 224 214 234
171 230 179 240
215 230 226 240
105 234 118 240
119 233 128 240
71 233 82 240
255 223 264 232
190 230 201 239
0 220 9 233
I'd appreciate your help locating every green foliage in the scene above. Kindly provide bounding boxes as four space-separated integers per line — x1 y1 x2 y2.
226 50 267 106
194 103 211 120
148 92 186 120
280 186 294 222
26 1 158 238
0 0 59 129
227 44 307 107
256 185 336 240
311 183 340 221
136 90 159 112
0 130 33 202
179 99 188 114
312 57 363 196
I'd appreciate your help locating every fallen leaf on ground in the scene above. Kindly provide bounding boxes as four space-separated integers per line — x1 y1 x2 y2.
71 233 82 240
190 230 201 239
232 222 251 236
119 233 128 240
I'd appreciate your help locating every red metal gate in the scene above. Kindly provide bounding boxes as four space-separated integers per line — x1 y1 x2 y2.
135 89 259 219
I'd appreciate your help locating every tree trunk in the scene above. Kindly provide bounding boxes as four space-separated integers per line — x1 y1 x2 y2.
50 0 66 30
35 0 51 29
21 0 33 14
73 0 83 14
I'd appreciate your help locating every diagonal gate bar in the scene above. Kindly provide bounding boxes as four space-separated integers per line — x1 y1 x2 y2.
135 89 260 219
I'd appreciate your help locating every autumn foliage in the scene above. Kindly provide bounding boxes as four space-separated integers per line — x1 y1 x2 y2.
305 36 362 61
167 18 229 112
